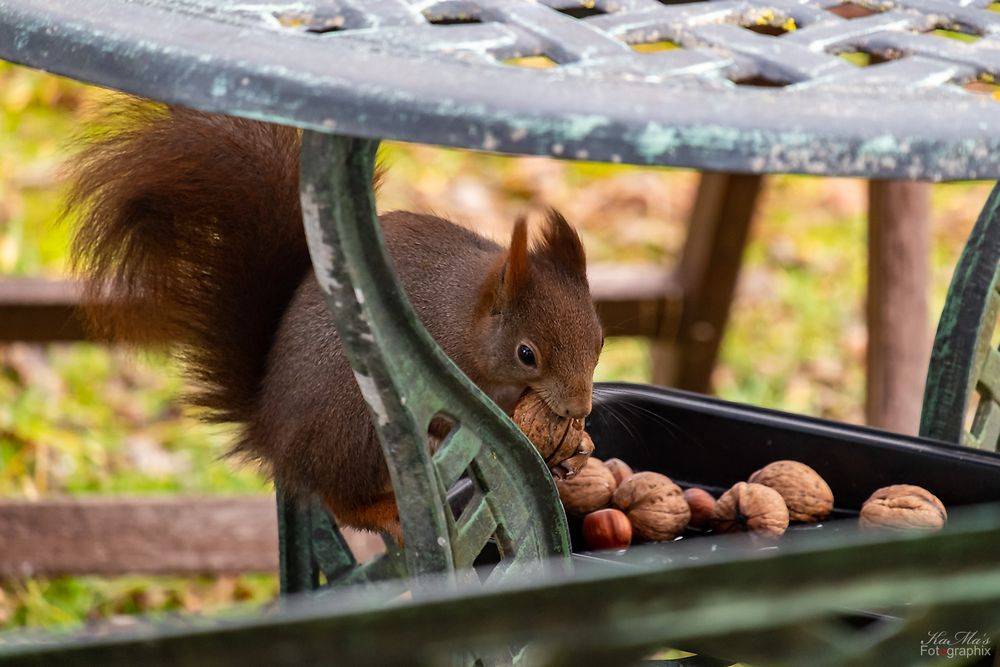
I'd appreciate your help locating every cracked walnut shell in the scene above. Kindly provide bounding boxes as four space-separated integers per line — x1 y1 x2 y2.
558 432 595 481
612 472 690 541
859 485 947 532
512 391 590 479
748 460 834 523
712 482 789 539
555 457 617 517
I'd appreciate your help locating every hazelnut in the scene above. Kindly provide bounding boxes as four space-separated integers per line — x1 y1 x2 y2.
612 472 690 542
582 508 632 551
712 482 789 539
683 488 716 530
748 460 834 523
512 391 589 479
859 485 947 532
555 458 617 516
603 458 634 487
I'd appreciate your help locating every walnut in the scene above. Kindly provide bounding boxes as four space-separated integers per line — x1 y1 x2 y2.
603 458 633 487
512 391 589 479
683 488 716 530
612 472 690 541
712 482 789 539
748 460 834 523
859 485 947 532
555 458 617 516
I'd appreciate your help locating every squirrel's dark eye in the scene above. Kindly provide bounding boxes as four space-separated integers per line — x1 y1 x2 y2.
517 343 537 368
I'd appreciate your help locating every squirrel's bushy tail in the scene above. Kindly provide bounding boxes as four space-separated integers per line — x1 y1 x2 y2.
66 100 310 425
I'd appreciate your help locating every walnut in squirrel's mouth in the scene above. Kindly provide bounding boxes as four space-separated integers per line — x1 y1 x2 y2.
511 390 594 480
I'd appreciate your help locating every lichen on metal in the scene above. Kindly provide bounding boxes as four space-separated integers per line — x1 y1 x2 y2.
3 0 1000 179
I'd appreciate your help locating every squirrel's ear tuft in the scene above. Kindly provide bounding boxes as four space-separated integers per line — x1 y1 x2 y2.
479 216 530 314
537 208 587 279
504 216 530 299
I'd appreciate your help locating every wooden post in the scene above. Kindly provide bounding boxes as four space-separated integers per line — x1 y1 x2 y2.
866 181 932 434
651 172 764 392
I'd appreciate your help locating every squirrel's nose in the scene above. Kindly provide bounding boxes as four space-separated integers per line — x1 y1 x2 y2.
562 396 592 420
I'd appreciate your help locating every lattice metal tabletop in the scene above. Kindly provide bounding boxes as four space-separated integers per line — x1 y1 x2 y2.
2 0 1000 180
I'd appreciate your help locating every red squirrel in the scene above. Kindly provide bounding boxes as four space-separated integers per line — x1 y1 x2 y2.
67 101 604 538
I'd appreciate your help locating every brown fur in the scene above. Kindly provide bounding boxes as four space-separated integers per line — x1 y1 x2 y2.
67 101 603 536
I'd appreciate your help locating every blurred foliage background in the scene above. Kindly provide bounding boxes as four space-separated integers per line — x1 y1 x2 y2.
0 61 994 630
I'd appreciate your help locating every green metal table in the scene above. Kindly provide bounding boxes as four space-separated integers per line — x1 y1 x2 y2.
4 1 1000 665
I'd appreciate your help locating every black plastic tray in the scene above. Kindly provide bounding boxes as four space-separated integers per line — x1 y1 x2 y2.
573 384 1000 662
586 383 1000 516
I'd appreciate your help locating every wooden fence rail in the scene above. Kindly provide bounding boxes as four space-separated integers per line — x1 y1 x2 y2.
0 267 680 343
0 496 384 578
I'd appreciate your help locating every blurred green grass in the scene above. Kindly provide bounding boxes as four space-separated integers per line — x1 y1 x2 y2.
0 61 993 630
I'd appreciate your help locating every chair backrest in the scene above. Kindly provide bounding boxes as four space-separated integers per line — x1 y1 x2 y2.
921 182 1000 449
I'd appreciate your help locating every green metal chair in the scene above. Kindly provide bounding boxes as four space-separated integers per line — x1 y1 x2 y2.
269 176 1000 666
922 182 1000 450
274 168 1000 664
